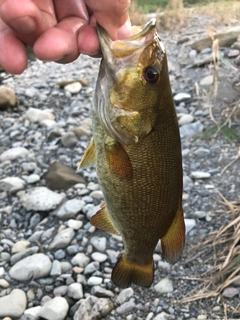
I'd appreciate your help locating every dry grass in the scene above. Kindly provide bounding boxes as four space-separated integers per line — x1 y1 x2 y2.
156 0 186 30
181 191 240 316
129 1 147 26
195 0 240 26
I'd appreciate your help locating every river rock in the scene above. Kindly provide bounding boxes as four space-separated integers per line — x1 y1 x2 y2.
18 186 65 211
173 92 191 103
49 228 75 250
61 132 78 148
55 199 85 220
37 297 69 320
64 82 82 94
90 236 107 252
71 253 90 267
24 107 55 123
222 287 239 298
0 289 27 318
0 177 25 192
180 121 204 138
116 288 134 304
24 306 42 319
191 171 211 179
0 147 30 162
43 162 85 190
200 75 213 86
178 114 194 126
74 296 114 320
9 253 52 281
154 278 174 294
68 283 83 300
0 86 17 109
11 240 31 254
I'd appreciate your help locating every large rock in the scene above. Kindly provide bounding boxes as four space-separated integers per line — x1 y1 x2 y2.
9 253 52 281
0 289 27 318
0 86 17 109
43 162 85 190
55 199 85 220
0 147 30 162
18 186 65 211
191 26 240 51
74 296 114 320
37 297 69 320
0 177 25 192
24 107 55 123
49 228 75 250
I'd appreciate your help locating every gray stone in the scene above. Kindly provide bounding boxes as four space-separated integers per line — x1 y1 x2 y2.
91 252 108 263
9 253 52 281
24 306 41 320
68 219 83 230
62 132 78 148
0 177 25 192
24 174 40 184
222 287 239 298
10 246 39 264
64 82 82 94
89 190 104 199
200 75 213 86
193 211 207 219
183 176 193 190
0 279 10 288
191 171 211 179
50 260 62 276
71 253 90 267
0 147 30 162
55 199 85 220
87 276 103 286
0 289 27 318
38 297 69 320
74 296 114 320
24 107 55 123
49 228 75 250
90 236 107 252
228 49 240 58
154 278 174 294
116 288 134 304
178 114 194 126
18 187 65 211
68 283 83 300
84 261 100 275
54 286 68 297
185 219 196 234
180 121 204 138
91 286 114 298
153 312 170 320
194 147 210 157
116 298 136 315
173 92 191 103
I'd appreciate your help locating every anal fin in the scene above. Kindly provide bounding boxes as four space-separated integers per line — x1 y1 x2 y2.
161 202 185 264
78 137 96 169
111 254 154 288
105 136 132 179
90 203 118 235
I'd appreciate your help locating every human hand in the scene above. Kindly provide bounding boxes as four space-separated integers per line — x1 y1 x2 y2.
0 0 131 74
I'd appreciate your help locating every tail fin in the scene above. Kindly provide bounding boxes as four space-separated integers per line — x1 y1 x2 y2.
111 255 154 288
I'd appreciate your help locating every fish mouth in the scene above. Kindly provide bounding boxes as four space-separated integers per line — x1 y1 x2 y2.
97 18 157 62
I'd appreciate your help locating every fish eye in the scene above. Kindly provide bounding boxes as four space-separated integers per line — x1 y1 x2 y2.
144 66 159 84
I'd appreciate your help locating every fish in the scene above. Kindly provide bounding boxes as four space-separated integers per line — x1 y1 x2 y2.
79 18 185 288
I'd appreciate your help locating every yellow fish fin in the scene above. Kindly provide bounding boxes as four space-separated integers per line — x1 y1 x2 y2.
90 203 118 235
104 136 132 179
78 137 96 169
161 202 185 264
111 255 154 288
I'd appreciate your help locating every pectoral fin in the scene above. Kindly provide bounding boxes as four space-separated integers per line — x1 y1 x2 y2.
78 137 96 169
105 136 132 179
90 203 118 235
161 202 185 264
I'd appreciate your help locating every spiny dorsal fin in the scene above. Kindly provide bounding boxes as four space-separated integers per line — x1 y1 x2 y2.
91 203 118 235
161 201 185 264
78 137 96 169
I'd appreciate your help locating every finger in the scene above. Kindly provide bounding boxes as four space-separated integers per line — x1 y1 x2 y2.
54 0 89 21
0 0 56 45
0 24 28 74
85 0 131 40
33 17 86 63
77 24 100 56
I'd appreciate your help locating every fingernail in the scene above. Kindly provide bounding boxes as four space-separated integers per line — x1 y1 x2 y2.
11 17 36 34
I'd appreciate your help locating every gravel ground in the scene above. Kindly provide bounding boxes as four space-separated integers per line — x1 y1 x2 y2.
0 15 240 320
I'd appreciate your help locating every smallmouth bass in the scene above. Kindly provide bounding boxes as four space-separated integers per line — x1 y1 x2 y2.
79 19 185 288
